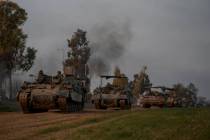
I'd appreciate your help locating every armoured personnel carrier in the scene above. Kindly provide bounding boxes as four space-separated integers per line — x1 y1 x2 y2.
140 87 175 108
139 96 165 108
132 66 175 108
92 67 132 109
17 29 90 113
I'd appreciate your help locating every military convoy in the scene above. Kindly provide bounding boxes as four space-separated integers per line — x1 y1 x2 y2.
90 66 178 109
17 29 192 113
17 29 90 113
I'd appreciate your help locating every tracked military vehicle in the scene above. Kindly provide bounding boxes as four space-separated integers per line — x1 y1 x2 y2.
140 86 175 108
132 66 175 108
92 67 132 110
17 29 90 113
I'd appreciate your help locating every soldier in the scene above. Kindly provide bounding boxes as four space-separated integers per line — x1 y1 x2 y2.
37 70 45 83
55 71 63 83
143 73 151 88
106 82 112 89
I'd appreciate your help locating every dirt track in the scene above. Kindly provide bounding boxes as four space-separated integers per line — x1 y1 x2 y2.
0 109 115 140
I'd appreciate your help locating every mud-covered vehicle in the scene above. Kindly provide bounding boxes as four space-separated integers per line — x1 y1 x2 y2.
140 87 175 108
58 76 89 111
140 96 165 108
92 74 132 110
16 72 87 113
17 29 91 113
132 66 176 108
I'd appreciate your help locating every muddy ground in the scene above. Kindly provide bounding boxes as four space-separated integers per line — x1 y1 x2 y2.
0 107 128 140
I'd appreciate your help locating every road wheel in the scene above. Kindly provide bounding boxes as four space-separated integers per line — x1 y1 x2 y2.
143 104 151 108
58 97 69 112
94 101 100 109
159 104 164 108
126 103 132 109
19 93 33 113
119 100 126 110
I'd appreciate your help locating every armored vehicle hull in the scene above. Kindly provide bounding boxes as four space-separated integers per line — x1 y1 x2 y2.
92 89 131 109
17 80 86 113
140 95 165 108
92 70 132 110
139 89 176 108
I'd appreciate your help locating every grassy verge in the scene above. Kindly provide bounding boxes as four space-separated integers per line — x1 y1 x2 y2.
38 110 133 135
67 108 210 140
0 101 20 112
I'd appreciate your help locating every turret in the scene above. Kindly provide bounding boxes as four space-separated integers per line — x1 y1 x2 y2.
112 66 128 88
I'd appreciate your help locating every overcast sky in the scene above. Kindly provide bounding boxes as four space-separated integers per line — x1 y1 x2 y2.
14 0 210 98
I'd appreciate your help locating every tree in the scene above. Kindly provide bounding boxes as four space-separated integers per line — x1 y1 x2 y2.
186 83 198 105
173 83 187 97
0 1 37 100
173 83 198 107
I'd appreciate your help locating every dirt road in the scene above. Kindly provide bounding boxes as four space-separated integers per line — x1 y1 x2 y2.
0 109 116 140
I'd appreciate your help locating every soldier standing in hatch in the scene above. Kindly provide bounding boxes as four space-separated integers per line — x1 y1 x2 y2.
37 70 45 83
55 71 63 82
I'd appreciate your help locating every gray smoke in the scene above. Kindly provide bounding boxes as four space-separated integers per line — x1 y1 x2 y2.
13 0 210 99
88 21 132 76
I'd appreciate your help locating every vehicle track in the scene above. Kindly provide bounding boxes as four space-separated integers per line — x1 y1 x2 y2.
0 109 120 140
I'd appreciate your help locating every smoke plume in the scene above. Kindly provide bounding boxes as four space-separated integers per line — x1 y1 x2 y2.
88 21 132 76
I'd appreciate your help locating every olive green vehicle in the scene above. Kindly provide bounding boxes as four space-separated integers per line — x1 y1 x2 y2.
17 29 90 113
92 68 132 110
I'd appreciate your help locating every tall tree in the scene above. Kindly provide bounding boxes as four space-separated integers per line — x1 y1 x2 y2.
0 1 37 100
187 83 198 105
173 83 198 107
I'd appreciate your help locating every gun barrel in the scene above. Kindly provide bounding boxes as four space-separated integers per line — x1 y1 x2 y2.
144 86 174 91
100 75 128 79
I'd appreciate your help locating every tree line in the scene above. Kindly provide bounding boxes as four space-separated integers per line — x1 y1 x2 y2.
0 1 209 107
0 1 36 101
